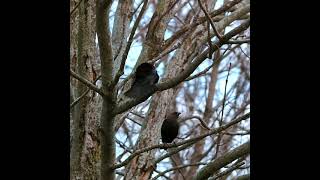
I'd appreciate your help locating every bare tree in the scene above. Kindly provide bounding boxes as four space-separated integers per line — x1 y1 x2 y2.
70 0 250 179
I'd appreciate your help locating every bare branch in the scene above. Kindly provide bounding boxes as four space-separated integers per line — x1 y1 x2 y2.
209 161 245 180
112 0 148 87
70 75 101 109
153 169 171 179
147 42 182 65
180 116 211 130
129 111 145 119
154 141 194 165
221 63 232 122
164 0 242 48
156 20 250 92
185 45 237 81
70 70 103 96
198 0 223 40
193 141 250 180
239 45 250 58
126 116 142 126
151 163 207 180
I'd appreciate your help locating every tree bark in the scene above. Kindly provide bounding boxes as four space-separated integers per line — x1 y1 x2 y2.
96 0 116 180
70 0 100 179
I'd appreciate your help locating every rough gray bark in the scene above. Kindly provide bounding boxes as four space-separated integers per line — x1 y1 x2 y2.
96 0 116 180
70 0 100 179
112 0 133 77
70 0 91 178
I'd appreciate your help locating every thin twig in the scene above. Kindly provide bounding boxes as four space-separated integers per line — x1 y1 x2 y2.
70 75 101 109
116 138 133 154
210 161 245 180
185 44 237 81
129 111 145 119
70 70 104 96
221 63 232 122
239 45 250 58
112 0 148 87
213 63 232 159
131 0 144 20
154 141 194 165
163 0 242 49
198 0 223 40
193 141 250 180
180 116 211 130
151 163 206 180
126 116 142 126
153 169 171 179
170 155 186 180
147 42 182 65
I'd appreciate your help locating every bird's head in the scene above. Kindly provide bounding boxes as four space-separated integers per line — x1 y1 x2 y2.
135 62 158 78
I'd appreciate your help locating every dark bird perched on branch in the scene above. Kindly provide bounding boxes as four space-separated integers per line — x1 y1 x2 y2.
161 112 181 149
124 62 159 98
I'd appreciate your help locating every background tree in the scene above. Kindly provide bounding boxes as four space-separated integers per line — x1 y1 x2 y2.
70 0 250 179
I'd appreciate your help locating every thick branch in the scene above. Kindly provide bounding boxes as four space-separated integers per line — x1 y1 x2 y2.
193 141 250 180
96 0 113 91
70 70 103 96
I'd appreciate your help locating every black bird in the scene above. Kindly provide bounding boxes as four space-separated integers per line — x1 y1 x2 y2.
161 112 181 149
124 63 159 98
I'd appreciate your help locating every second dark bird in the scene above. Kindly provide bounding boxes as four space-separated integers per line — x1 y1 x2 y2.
161 112 181 149
124 62 159 98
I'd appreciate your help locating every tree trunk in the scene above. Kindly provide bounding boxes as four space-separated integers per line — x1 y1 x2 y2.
70 0 100 179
